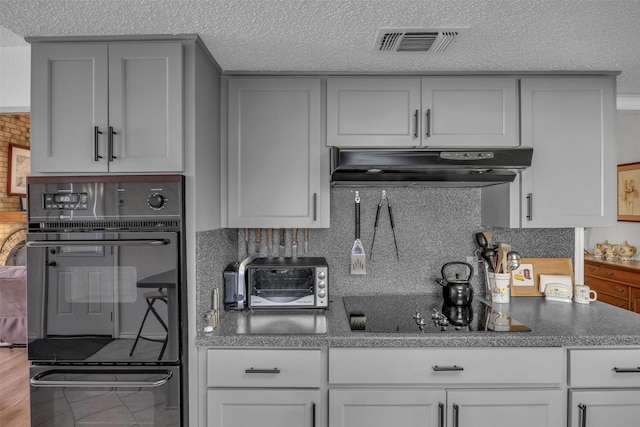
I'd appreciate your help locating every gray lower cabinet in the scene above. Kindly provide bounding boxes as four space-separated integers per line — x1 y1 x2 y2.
482 75 616 228
329 347 565 427
326 76 518 148
330 389 445 427
208 389 320 427
31 41 183 173
568 348 640 426
226 77 329 228
206 348 323 427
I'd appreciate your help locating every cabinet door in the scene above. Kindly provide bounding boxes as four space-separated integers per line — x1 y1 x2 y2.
108 42 183 172
421 77 518 147
632 287 640 313
569 390 640 427
330 389 445 427
227 77 327 228
448 389 564 427
519 77 616 227
326 78 422 147
207 389 319 427
31 43 109 173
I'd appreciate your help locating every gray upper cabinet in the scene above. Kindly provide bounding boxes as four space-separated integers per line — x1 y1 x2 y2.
482 76 616 228
226 77 329 228
326 78 422 147
31 42 183 173
326 76 518 147
421 77 518 147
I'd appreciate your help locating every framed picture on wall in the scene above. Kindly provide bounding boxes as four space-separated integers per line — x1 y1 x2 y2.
618 162 640 222
7 143 30 197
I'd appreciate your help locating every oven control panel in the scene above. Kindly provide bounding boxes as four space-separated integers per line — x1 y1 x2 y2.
43 193 88 210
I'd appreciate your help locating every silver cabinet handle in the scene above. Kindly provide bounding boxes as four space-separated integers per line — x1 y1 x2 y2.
433 365 464 371
438 403 445 427
31 369 172 388
453 403 459 427
613 367 640 373
27 239 170 247
108 126 118 161
94 126 103 161
526 193 533 221
578 403 587 427
244 367 280 374
425 109 431 138
413 109 419 138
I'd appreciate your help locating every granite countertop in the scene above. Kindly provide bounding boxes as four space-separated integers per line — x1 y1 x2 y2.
196 295 640 348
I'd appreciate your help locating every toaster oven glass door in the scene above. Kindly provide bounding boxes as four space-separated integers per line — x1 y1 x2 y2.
249 267 316 306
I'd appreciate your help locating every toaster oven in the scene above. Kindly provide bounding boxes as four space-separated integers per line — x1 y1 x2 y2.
246 257 329 309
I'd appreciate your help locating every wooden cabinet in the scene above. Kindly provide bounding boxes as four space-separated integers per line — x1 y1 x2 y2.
326 77 518 148
568 349 640 426
226 77 329 228
31 41 183 173
329 347 565 427
482 76 616 228
206 348 323 427
584 256 640 311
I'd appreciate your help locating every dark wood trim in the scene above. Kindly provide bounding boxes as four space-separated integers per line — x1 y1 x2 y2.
27 174 183 184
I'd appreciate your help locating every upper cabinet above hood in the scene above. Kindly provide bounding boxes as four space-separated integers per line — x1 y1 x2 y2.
330 147 533 187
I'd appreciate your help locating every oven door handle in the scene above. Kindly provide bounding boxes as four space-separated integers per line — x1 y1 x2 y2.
30 369 173 388
26 239 171 247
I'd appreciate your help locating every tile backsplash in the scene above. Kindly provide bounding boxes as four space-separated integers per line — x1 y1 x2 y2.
196 188 575 322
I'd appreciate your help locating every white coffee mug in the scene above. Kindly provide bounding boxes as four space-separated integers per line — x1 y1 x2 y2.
574 285 597 304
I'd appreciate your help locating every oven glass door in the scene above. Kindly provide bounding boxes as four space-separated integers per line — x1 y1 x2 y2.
29 365 180 427
27 232 180 364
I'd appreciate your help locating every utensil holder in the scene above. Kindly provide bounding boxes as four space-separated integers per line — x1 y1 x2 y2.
491 273 511 303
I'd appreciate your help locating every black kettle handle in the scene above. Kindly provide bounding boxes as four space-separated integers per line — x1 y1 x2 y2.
441 262 474 281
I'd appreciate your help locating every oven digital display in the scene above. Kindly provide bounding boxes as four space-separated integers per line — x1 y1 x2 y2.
44 193 88 210
53 194 78 203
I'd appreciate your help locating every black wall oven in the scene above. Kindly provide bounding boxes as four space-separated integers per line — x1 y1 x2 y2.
26 175 186 426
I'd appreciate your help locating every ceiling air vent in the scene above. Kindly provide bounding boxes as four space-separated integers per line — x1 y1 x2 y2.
375 28 464 53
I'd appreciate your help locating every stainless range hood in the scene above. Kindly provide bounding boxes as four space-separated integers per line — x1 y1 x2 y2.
330 147 533 187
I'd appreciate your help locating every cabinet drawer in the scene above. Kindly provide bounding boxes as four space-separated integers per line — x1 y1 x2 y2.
585 276 630 299
207 349 321 388
597 292 629 310
601 266 640 285
329 347 564 385
584 263 601 277
569 349 640 387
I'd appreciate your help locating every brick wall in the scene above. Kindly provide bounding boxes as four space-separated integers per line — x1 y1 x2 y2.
0 113 30 260
0 113 30 211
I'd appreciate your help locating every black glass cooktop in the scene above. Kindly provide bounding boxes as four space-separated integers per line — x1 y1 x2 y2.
342 295 531 333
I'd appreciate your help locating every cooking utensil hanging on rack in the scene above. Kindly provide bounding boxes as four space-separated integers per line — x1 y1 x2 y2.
254 228 261 254
370 190 400 260
279 228 285 257
350 191 366 274
267 228 274 256
292 228 298 258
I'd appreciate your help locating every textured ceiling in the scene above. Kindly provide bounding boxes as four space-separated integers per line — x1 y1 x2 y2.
1 0 640 94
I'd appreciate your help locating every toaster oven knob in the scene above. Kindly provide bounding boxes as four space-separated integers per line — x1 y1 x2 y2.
318 281 326 289
318 289 326 298
318 271 326 280
147 193 167 210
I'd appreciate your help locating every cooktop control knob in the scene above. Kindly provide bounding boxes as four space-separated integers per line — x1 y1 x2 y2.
147 193 167 210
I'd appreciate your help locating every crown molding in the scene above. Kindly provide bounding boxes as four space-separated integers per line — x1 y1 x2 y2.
617 94 640 110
